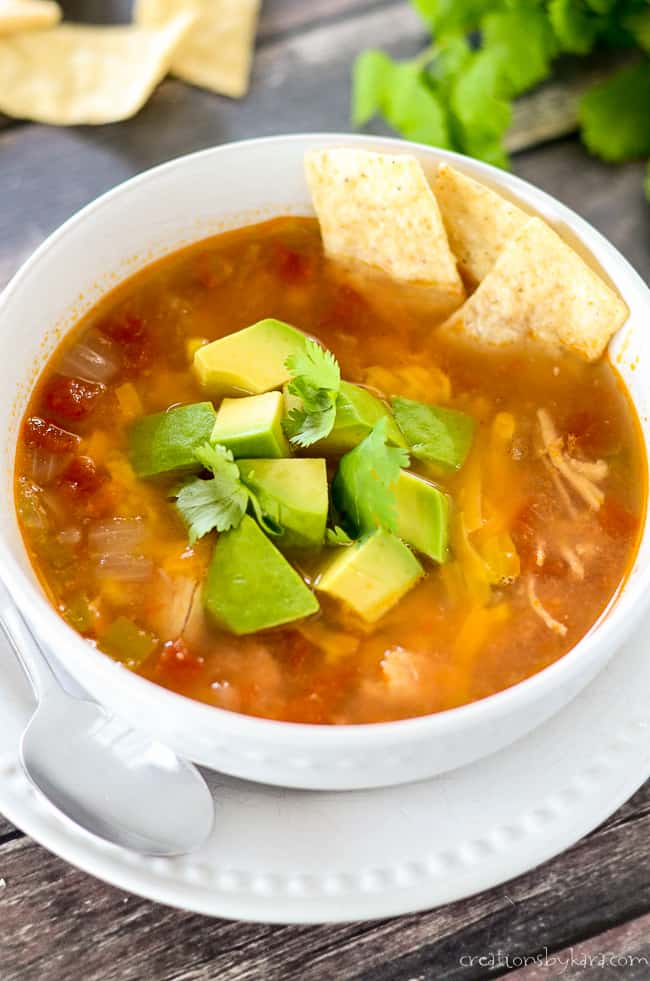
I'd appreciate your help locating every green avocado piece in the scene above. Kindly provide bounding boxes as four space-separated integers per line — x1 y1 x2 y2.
284 380 407 455
315 529 423 623
128 402 217 478
237 458 328 548
396 470 449 563
391 396 475 470
204 515 319 634
193 319 307 397
211 392 290 458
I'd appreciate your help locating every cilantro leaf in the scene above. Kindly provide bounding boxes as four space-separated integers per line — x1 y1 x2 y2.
175 476 246 544
284 339 341 448
352 49 394 126
549 0 602 54
383 62 452 147
579 61 650 162
174 442 248 543
333 417 409 536
450 49 512 169
174 442 283 544
286 338 340 392
626 9 650 53
325 526 355 546
481 4 558 96
413 0 493 36
391 397 475 470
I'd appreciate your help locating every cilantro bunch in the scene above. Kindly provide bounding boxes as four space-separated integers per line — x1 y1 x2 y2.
352 0 650 199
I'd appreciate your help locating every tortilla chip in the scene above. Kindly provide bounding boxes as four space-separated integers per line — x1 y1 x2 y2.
434 163 528 284
0 0 60 35
0 16 193 125
443 217 628 362
305 149 464 296
135 0 260 99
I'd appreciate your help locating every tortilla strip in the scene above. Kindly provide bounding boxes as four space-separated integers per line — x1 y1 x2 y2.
434 163 528 284
305 149 464 297
443 217 628 362
0 0 60 35
0 16 194 125
135 0 260 99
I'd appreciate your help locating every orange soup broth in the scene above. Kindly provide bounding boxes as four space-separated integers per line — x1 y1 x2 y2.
15 217 647 724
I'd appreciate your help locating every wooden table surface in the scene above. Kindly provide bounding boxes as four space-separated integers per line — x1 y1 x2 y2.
1 2 649 978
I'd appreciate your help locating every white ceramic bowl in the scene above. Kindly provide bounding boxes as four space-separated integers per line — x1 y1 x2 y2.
1 134 649 790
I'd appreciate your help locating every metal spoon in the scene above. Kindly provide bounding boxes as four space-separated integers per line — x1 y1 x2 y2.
0 579 215 855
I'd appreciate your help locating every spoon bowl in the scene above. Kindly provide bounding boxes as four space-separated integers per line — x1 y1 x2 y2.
0 580 214 856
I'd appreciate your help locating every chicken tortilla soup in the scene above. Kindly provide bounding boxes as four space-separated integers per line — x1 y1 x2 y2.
15 151 645 724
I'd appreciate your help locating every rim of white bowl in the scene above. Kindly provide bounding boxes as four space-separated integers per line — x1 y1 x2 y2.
1 132 649 750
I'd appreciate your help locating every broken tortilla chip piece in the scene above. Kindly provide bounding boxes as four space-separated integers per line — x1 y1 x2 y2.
0 15 194 125
305 149 464 297
434 163 529 284
443 217 628 362
0 0 60 35
135 0 260 99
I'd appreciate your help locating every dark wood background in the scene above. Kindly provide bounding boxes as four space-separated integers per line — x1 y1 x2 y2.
1 2 649 978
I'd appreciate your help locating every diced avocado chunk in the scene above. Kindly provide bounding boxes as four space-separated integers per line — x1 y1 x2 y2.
391 396 475 470
211 391 290 458
238 458 328 548
396 470 449 563
128 402 217 478
315 529 423 623
284 380 406 454
193 319 307 397
204 515 319 634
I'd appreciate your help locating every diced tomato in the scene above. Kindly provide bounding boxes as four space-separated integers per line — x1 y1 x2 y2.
58 456 117 517
98 313 154 375
156 638 205 680
23 416 80 453
598 497 638 540
268 242 316 284
60 455 106 495
43 375 105 421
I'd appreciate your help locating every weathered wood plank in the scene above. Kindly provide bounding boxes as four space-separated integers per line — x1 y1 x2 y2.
2 792 650 981
508 913 650 979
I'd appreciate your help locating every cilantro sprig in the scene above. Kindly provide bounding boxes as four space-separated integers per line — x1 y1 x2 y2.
173 442 281 544
333 417 410 536
283 339 341 447
352 0 650 199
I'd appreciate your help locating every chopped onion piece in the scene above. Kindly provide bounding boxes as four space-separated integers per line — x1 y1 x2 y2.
88 517 145 554
95 553 153 582
25 446 71 485
59 329 120 384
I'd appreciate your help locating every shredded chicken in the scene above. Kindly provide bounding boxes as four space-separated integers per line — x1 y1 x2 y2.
567 457 609 481
559 544 585 580
541 452 578 518
537 408 607 511
380 646 421 694
535 539 546 567
527 577 568 637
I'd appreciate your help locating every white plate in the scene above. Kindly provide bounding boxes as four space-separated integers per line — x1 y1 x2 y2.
1 613 649 924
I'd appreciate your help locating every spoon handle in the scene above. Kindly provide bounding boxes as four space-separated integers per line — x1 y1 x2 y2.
0 579 58 699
